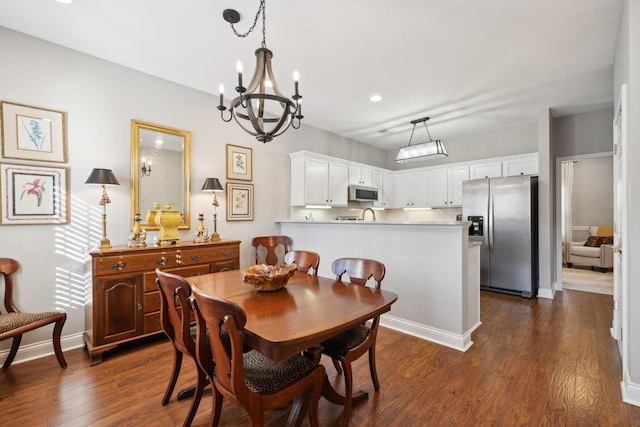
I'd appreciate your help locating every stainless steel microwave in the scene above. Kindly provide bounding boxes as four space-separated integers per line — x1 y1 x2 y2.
348 185 379 202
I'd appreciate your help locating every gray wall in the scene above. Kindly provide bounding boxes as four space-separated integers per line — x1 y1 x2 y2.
553 108 614 157
571 157 614 227
613 0 640 398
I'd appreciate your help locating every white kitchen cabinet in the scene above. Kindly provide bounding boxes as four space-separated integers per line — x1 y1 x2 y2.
393 171 428 208
503 154 538 176
469 161 502 180
290 153 348 207
373 171 393 208
348 165 374 187
428 165 469 207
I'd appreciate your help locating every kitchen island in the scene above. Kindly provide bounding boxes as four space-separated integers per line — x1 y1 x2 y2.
277 220 481 351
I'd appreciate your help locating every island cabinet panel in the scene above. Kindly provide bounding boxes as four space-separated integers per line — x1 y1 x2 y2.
85 240 240 365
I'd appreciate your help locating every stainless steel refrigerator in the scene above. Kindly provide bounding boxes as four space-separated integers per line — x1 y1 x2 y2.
462 175 538 297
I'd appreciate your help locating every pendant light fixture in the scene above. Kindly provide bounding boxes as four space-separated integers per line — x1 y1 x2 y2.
218 0 303 143
394 117 448 163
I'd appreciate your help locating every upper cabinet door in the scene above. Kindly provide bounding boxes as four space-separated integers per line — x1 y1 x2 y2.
328 162 348 206
503 155 538 176
469 161 502 180
428 168 449 208
348 165 374 186
449 165 470 206
304 157 330 205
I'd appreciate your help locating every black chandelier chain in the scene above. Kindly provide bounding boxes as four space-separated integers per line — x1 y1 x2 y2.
230 0 267 48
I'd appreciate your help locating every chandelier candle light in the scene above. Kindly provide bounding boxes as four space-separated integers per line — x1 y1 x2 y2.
394 117 448 163
217 0 303 143
201 178 224 241
85 168 120 250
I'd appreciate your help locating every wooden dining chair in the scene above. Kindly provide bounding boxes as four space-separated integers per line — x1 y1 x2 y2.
190 287 325 427
284 250 320 275
0 258 67 369
322 257 386 426
251 235 291 265
156 269 206 427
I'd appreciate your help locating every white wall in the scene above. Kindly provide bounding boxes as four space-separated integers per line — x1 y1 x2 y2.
0 27 387 352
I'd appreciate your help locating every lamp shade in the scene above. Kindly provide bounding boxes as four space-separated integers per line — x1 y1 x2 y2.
201 178 223 191
85 168 120 185
394 140 448 163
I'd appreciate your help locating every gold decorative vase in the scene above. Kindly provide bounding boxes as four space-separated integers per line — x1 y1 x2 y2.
155 203 181 245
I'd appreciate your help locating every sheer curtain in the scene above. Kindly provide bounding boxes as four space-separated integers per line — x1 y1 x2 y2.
561 161 574 263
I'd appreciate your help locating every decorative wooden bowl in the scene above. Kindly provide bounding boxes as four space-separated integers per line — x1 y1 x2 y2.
242 263 298 291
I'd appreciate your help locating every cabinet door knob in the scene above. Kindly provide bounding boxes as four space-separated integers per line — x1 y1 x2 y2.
137 303 142 311
109 262 126 271
155 257 168 266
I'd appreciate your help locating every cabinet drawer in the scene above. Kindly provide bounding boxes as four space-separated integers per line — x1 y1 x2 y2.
144 291 161 314
94 251 180 276
145 312 162 334
143 264 211 292
179 245 239 266
212 259 240 272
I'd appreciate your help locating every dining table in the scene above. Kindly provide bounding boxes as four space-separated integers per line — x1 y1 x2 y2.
187 269 398 407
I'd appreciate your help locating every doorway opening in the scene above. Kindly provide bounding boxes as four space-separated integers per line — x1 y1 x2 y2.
556 153 613 294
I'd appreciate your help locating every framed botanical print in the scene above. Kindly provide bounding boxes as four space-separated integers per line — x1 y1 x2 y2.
226 144 253 181
0 163 69 224
226 182 253 221
0 101 67 163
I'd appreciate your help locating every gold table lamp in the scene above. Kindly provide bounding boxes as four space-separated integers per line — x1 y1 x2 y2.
201 178 223 241
85 168 120 250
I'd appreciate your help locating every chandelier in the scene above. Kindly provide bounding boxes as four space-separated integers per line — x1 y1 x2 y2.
217 0 303 143
394 117 448 163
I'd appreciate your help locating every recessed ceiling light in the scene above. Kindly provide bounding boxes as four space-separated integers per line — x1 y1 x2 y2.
56 0 74 4
369 94 382 102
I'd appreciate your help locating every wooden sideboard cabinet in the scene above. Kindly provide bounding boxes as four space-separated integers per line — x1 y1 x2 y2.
84 239 240 364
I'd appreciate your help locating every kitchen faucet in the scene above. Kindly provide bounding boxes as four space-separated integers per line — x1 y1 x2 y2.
362 207 376 221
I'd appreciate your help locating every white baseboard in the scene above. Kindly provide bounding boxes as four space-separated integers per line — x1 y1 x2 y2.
0 333 84 366
621 372 640 407
380 314 477 352
537 285 555 299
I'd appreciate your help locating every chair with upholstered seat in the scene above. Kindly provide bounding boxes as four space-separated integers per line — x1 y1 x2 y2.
156 269 206 427
191 287 325 427
251 235 291 265
321 257 386 426
284 250 320 275
0 258 67 369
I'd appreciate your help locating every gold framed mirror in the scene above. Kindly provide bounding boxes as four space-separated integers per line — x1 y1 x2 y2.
131 120 191 230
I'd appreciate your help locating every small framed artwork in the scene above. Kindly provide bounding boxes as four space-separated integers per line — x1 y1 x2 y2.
1 101 67 163
226 182 253 221
0 163 69 225
226 144 253 181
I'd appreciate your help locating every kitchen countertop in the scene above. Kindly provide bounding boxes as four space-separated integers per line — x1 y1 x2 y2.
276 219 470 226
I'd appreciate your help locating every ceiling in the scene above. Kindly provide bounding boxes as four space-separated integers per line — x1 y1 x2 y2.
0 0 623 152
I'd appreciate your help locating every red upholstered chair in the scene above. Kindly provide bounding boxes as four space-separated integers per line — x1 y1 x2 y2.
191 287 325 427
322 257 386 426
155 269 206 427
284 250 320 275
251 235 291 265
0 258 67 368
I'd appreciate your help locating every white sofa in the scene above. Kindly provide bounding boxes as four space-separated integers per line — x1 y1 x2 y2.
567 226 613 272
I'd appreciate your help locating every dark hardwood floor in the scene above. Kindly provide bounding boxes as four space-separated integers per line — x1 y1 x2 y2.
2 289 639 426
